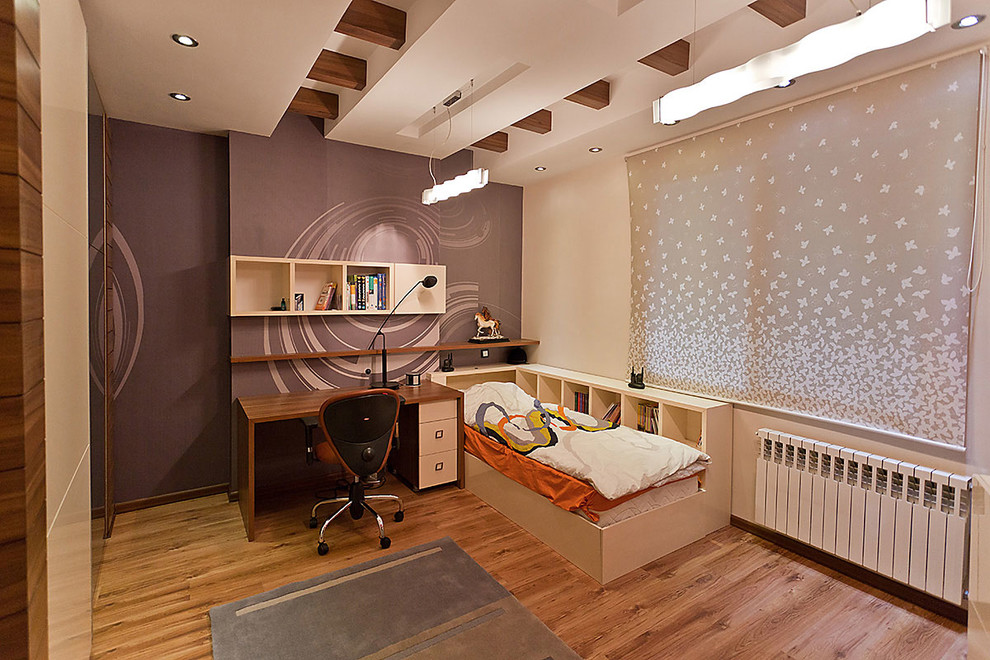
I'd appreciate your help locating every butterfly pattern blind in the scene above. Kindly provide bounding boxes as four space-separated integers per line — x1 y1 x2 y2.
626 53 980 447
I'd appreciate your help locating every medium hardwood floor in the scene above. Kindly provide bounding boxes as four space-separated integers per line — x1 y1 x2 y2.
92 481 966 659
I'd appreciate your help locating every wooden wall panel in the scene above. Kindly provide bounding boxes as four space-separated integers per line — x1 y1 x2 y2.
0 0 47 655
335 0 406 50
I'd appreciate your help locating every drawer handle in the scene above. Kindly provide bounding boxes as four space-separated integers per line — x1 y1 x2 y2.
434 462 444 471
435 429 443 439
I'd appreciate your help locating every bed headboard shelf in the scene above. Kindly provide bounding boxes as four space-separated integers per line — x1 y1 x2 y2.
433 362 724 454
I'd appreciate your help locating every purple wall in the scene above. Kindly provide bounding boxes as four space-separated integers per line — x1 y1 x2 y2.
228 114 523 491
108 119 231 503
104 113 523 502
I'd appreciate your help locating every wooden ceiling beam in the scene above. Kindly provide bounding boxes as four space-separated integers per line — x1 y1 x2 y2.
511 109 552 134
748 0 807 27
307 50 367 91
564 79 610 110
287 88 339 120
639 39 690 76
471 132 508 153
335 0 406 50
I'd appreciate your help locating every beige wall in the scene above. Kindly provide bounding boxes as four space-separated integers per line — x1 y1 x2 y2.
522 69 990 526
522 156 631 382
40 0 91 656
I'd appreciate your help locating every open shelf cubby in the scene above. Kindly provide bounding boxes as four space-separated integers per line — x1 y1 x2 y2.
232 258 291 316
563 381 590 414
589 386 620 420
537 375 562 405
621 394 660 434
661 404 704 448
294 261 344 312
516 370 538 398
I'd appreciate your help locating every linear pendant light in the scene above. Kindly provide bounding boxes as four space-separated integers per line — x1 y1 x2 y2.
422 167 489 205
654 0 951 125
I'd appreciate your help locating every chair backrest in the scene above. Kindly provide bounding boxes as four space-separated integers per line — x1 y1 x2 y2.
317 389 401 478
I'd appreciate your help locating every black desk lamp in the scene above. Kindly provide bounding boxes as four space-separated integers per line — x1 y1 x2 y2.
367 275 438 389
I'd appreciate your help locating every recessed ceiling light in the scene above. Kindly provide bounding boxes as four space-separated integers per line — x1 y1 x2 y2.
169 92 191 101
534 166 546 171
171 33 199 47
589 147 603 153
952 14 985 29
777 79 796 88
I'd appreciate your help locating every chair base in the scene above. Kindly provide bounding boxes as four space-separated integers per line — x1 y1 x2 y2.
310 481 403 555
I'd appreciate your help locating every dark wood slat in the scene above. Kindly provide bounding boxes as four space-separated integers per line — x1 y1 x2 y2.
307 49 367 91
0 539 26 620
471 131 508 153
0 248 40 323
639 39 690 76
564 79 610 110
731 516 967 625
231 338 540 364
335 0 406 50
16 105 39 192
0 469 26 545
0 382 39 476
0 175 41 255
286 87 339 120
14 32 39 128
0 319 42 397
749 0 806 27
511 109 552 134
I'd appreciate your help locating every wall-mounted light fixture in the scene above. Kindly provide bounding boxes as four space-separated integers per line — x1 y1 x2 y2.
654 0 951 125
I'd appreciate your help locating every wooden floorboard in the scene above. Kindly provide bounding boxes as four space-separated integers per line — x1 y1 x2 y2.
91 482 966 659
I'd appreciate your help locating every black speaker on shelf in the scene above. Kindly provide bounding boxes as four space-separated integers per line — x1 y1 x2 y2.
507 347 527 365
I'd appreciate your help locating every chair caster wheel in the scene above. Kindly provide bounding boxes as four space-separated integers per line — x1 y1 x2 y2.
309 516 318 529
393 511 404 522
380 536 391 549
317 542 329 556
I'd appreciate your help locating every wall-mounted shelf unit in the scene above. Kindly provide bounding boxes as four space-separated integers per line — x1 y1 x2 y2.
229 256 446 317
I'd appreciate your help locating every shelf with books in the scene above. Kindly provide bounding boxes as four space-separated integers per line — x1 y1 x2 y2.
229 256 445 317
589 387 620 421
563 381 590 415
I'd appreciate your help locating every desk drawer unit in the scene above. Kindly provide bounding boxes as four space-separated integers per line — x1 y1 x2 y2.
393 398 459 490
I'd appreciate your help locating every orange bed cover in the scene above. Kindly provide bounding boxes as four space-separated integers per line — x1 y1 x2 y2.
464 424 653 522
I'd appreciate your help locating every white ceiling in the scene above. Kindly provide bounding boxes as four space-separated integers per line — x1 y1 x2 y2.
82 0 990 187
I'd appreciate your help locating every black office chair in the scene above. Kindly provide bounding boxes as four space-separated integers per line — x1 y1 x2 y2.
307 389 404 555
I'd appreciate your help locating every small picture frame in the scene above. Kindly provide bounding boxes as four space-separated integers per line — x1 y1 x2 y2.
294 293 304 311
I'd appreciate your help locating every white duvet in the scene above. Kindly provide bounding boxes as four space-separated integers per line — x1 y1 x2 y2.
464 382 710 500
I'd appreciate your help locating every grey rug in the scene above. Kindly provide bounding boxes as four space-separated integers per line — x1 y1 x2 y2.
210 537 580 659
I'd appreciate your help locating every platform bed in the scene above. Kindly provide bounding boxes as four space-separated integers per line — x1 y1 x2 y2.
436 364 732 584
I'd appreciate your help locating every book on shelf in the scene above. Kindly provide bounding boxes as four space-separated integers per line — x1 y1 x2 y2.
602 402 620 425
315 282 337 311
637 402 659 433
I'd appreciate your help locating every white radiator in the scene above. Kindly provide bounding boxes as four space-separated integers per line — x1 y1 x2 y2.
755 428 970 605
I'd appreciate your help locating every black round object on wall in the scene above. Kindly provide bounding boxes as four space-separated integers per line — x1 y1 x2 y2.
507 347 527 365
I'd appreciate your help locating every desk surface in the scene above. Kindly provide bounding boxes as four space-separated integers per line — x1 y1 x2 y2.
235 380 465 541
237 381 461 423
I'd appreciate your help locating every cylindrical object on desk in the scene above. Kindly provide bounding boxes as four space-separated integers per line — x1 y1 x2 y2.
405 373 421 386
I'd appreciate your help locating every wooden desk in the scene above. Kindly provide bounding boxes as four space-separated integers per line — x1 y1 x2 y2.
235 381 464 541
